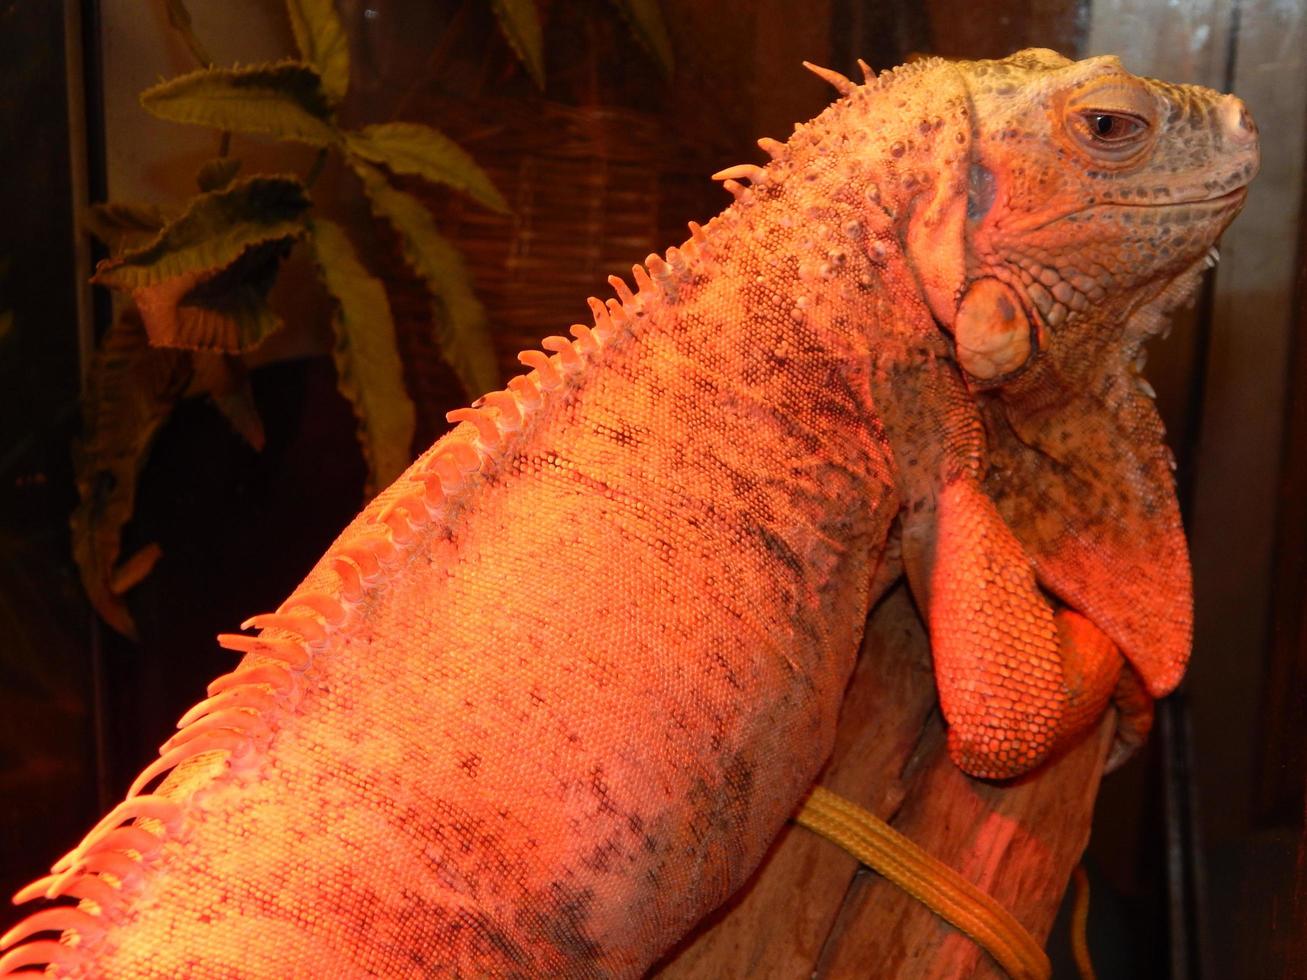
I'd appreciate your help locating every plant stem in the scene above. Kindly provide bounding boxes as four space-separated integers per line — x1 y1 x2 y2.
163 0 231 159
305 148 329 189
164 0 213 68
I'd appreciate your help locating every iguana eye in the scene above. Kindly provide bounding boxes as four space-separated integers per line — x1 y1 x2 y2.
1058 77 1158 163
1081 111 1147 142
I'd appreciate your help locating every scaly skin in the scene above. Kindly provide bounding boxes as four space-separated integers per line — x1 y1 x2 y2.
0 50 1257 977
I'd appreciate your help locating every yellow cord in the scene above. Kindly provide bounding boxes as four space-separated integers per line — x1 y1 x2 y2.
1070 865 1096 980
795 785 1052 980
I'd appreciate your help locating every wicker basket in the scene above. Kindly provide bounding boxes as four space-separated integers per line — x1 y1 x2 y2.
382 95 712 444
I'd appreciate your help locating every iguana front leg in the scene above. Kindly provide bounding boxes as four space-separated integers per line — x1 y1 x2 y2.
861 214 1068 779
882 342 1151 780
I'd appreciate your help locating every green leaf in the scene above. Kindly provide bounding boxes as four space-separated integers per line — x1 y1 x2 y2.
196 156 242 192
109 543 164 597
286 0 350 105
140 61 340 146
82 202 168 252
608 0 674 78
354 162 499 399
344 123 509 214
72 308 192 638
129 240 292 352
308 218 416 494
92 175 310 352
490 0 545 89
92 175 308 289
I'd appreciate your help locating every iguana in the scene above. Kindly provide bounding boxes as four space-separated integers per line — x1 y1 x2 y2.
0 48 1257 977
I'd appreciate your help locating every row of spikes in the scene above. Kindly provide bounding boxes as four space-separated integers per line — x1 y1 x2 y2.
711 60 875 201
0 218 715 978
321 217 711 596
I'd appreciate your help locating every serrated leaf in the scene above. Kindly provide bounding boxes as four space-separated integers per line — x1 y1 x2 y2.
345 123 509 214
491 0 544 89
72 308 192 638
308 218 415 495
141 61 340 146
93 176 308 352
287 0 350 105
130 239 292 352
83 202 168 252
608 0 674 78
92 175 308 289
196 156 242 192
354 162 499 399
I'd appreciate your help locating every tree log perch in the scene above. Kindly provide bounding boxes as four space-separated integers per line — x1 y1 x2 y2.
654 586 1113 978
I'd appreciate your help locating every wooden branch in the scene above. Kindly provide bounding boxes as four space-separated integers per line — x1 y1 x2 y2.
652 584 1113 978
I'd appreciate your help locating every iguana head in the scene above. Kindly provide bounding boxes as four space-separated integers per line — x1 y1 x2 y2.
786 50 1256 775
927 50 1259 701
943 48 1258 379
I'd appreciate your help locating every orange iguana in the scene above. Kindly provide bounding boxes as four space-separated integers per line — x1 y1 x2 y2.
0 49 1257 976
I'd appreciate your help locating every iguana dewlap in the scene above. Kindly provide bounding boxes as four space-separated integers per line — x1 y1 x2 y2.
1 49 1257 977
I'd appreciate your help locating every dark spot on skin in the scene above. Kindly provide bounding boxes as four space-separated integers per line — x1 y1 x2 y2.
750 522 804 577
398 897 532 973
968 163 997 220
711 650 744 691
720 755 756 827
529 883 603 965
582 834 624 874
996 294 1015 320
590 765 620 816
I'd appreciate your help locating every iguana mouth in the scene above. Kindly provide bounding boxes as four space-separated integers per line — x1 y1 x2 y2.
1041 185 1249 235
1019 184 1246 234
1095 185 1247 213
1170 185 1247 208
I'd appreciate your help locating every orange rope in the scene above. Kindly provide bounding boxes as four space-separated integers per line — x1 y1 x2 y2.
1070 864 1096 980
795 785 1051 980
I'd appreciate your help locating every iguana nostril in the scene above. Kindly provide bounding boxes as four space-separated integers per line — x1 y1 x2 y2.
1219 94 1257 145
